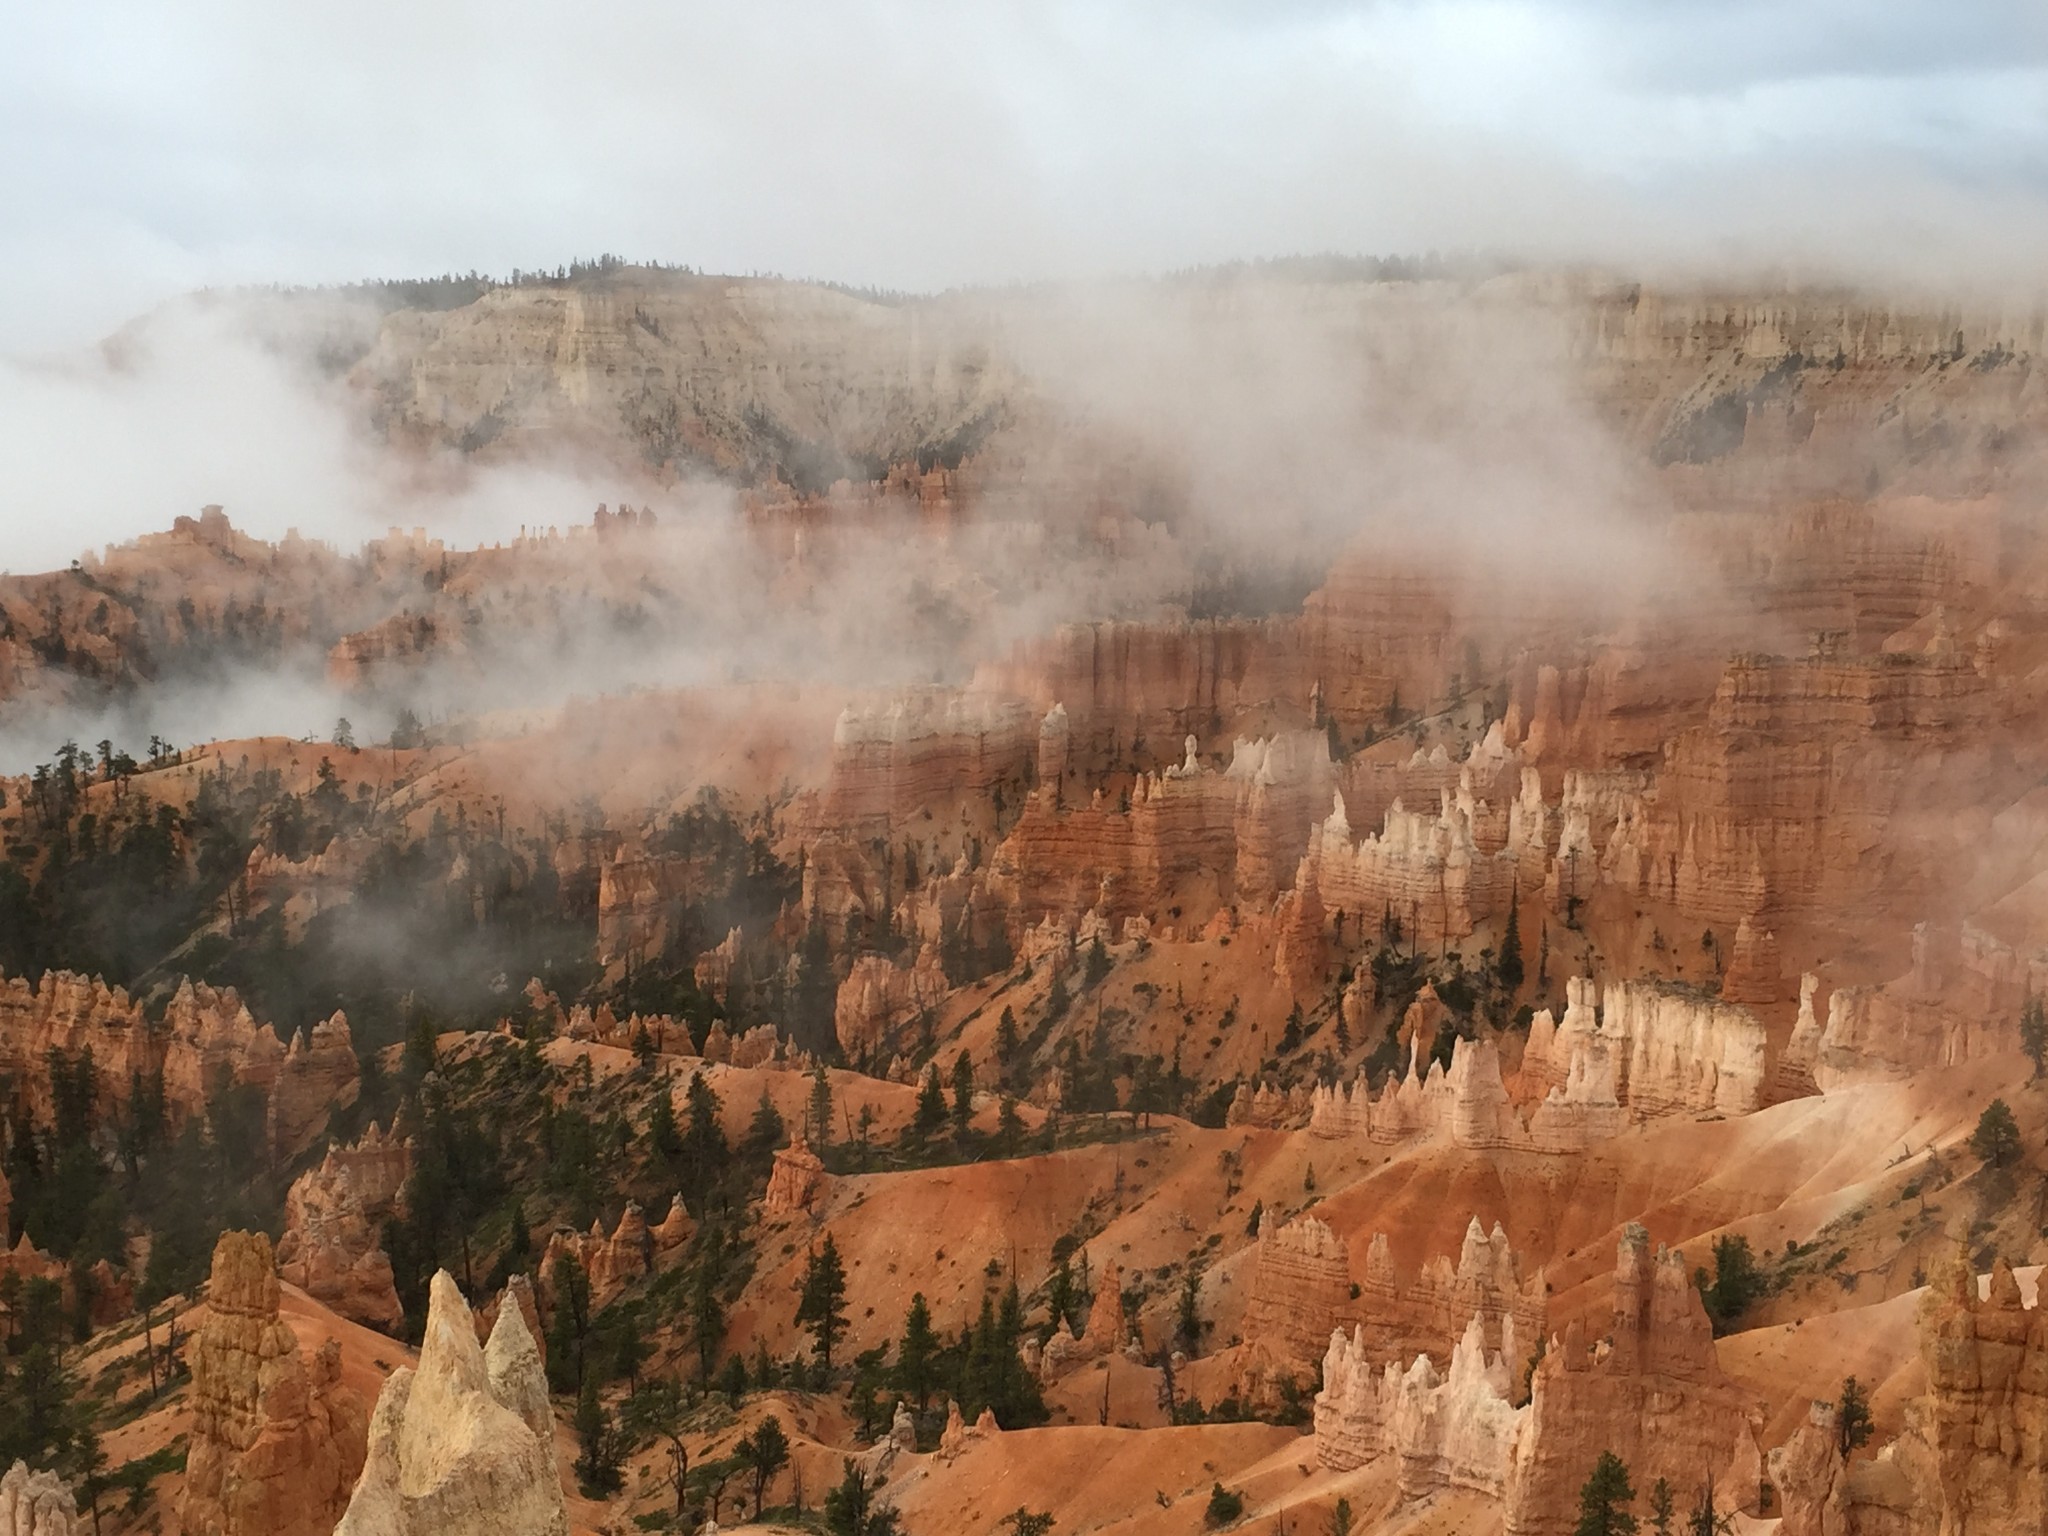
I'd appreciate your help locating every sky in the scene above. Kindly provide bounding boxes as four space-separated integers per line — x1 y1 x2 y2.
4 0 2048 356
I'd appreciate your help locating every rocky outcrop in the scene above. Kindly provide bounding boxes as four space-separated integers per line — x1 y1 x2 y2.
833 947 949 1060
1079 1259 1125 1357
1917 1249 2048 1536
1819 923 2044 1086
1502 1224 1761 1536
334 1271 569 1536
763 1134 826 1217
1299 790 1515 950
1720 916 1787 1004
0 1463 76 1536
1315 1313 1527 1502
1310 1036 1547 1151
181 1232 368 1536
276 1123 412 1332
1243 1215 1544 1398
1239 1215 1353 1380
0 970 356 1162
824 690 1037 834
540 1205 654 1308
1517 976 1766 1120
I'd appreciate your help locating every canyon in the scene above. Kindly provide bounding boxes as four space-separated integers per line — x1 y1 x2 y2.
2 266 2047 1536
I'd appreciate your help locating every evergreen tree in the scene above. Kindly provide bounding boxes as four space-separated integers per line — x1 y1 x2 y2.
1648 1479 1675 1536
1836 1376 1875 1456
745 1089 786 1159
1685 1476 1731 1536
824 1458 902 1536
950 1051 975 1135
572 1378 625 1495
798 1235 850 1369
1574 1451 1637 1536
689 1264 726 1382
1045 1255 1076 1335
1694 1235 1763 1335
1971 1098 2022 1168
646 1089 682 1168
681 1073 728 1198
1084 936 1110 988
1500 888 1525 992
740 1414 790 1518
2023 997 2047 1081
998 1094 1024 1156
897 1292 938 1411
717 1353 748 1405
809 1062 835 1148
911 1064 947 1146
1176 1267 1203 1356
545 1251 593 1392
996 1007 1019 1065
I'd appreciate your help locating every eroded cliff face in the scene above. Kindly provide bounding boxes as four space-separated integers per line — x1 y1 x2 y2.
1918 1251 2048 1536
334 1271 568 1536
181 1232 368 1536
275 1124 413 1333
1502 1224 1761 1536
0 972 357 1169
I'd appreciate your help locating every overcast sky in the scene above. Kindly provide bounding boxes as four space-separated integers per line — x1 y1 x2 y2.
5 0 2048 354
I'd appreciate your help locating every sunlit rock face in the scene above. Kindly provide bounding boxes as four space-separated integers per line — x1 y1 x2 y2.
334 1271 568 1536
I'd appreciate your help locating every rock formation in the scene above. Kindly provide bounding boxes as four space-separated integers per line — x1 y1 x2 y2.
1079 1259 1125 1357
181 1231 368 1536
1917 1249 2047 1536
0 1463 76 1536
1501 1224 1761 1536
763 1133 826 1217
539 1204 654 1307
276 1123 412 1332
1316 1311 1529 1502
833 948 949 1060
1248 1214 1543 1397
1517 976 1767 1121
0 971 356 1161
334 1271 569 1536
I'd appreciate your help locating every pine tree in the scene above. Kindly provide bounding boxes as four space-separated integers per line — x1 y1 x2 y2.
809 1062 835 1148
741 1414 790 1518
681 1073 728 1196
689 1264 725 1382
898 1292 939 1411
1648 1478 1675 1536
996 1007 1020 1065
1046 1253 1076 1335
1500 887 1525 992
746 1090 786 1159
1574 1451 1637 1536
912 1064 947 1146
1176 1267 1202 1356
998 1094 1024 1155
2022 997 2047 1080
799 1235 851 1369
950 1051 975 1135
545 1251 593 1392
1836 1376 1875 1456
646 1090 682 1167
573 1378 625 1495
1971 1098 2022 1168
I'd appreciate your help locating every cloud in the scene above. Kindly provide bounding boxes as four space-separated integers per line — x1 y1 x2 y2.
2 0 2045 357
